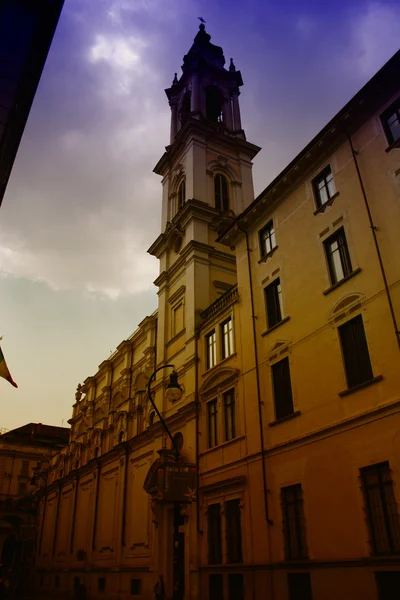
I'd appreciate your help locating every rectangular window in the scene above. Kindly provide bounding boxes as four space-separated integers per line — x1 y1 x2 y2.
98 577 106 592
259 219 276 257
265 278 283 328
209 574 223 600
206 330 217 369
288 573 313 600
281 484 308 560
339 315 373 388
324 227 352 285
172 302 184 336
226 498 243 563
208 503 222 564
375 571 400 600
272 357 294 420
223 388 236 442
221 317 234 359
208 400 218 448
130 579 141 595
228 574 244 600
381 97 400 145
361 462 400 555
313 165 336 208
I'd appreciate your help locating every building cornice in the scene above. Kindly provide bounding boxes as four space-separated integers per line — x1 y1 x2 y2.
218 49 400 245
153 118 261 177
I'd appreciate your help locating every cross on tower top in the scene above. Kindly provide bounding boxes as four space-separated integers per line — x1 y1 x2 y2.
198 17 206 24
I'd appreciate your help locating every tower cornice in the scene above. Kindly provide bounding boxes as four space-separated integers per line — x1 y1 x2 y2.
153 118 261 177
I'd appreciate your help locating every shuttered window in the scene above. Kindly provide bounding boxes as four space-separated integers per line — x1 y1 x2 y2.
214 174 229 212
339 315 373 388
265 278 283 328
272 357 294 420
207 400 218 448
228 574 244 600
287 573 313 600
282 484 308 560
208 504 222 564
226 499 243 563
324 228 352 285
361 462 400 555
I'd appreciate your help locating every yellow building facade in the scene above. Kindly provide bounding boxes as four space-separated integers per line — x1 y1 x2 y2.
0 423 68 593
35 25 400 600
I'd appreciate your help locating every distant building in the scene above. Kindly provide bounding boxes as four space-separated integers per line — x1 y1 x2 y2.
34 24 400 600
0 0 65 206
0 423 69 593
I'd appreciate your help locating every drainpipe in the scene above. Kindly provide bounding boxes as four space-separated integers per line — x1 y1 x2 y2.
236 223 273 525
347 133 400 351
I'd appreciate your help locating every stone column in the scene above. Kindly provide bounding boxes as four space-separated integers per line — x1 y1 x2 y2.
224 96 233 130
170 102 178 143
232 91 242 131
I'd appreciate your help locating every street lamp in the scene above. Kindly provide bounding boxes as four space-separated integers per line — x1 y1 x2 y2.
147 364 183 460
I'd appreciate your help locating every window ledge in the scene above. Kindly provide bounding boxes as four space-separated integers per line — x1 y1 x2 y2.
258 245 278 264
261 316 290 337
339 375 383 397
203 352 237 376
268 410 301 427
313 191 340 215
199 434 246 456
385 138 400 152
323 267 362 295
165 328 186 347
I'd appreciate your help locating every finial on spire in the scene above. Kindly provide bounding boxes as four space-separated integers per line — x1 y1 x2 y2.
198 17 206 24
229 58 236 72
172 73 178 85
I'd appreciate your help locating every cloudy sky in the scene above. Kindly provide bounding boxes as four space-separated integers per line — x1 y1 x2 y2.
0 0 399 430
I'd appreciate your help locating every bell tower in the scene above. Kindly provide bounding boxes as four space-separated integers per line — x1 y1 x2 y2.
148 22 260 382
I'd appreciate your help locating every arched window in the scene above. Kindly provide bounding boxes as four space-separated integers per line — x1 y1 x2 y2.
177 179 186 210
118 430 125 444
206 86 223 123
214 174 229 212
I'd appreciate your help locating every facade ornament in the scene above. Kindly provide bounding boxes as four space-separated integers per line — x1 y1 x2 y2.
75 384 83 402
229 57 236 72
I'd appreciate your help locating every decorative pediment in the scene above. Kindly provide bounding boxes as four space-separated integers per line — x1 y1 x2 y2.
207 159 239 183
329 293 364 322
199 367 240 398
267 340 291 361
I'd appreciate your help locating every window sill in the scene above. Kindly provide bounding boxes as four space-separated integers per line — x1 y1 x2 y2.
200 434 246 456
313 191 340 215
339 375 383 397
165 328 186 347
385 138 400 152
258 246 278 263
268 410 301 427
261 316 290 337
323 267 361 295
203 352 237 376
